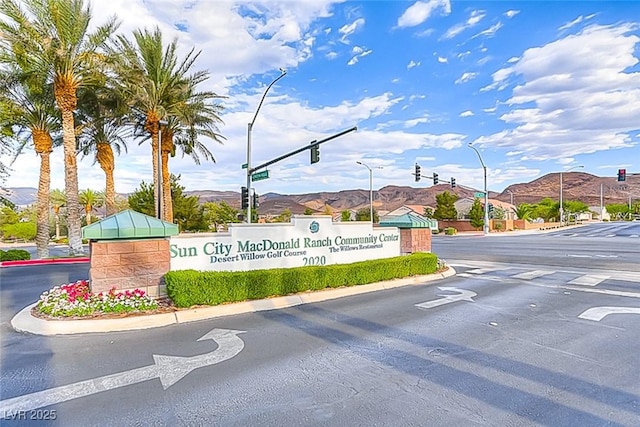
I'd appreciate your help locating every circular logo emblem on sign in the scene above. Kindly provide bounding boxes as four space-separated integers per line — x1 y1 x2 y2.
309 221 320 233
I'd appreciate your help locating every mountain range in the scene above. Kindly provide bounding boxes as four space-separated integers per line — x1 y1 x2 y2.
2 172 637 215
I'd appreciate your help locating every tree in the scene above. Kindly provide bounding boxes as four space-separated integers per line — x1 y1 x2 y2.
79 189 104 225
50 189 66 240
112 26 225 223
303 207 314 215
202 201 239 231
0 205 36 241
272 209 292 223
76 65 130 217
433 191 458 220
514 203 533 221
0 56 59 258
492 206 505 220
128 175 207 232
468 198 484 230
530 198 558 222
423 207 434 218
341 210 352 222
0 0 119 256
355 207 379 222
605 203 629 220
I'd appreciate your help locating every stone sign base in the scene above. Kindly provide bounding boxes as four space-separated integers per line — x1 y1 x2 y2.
399 228 432 253
89 238 170 298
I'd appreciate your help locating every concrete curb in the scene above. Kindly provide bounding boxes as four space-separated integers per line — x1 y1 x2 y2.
1 258 90 268
11 267 456 336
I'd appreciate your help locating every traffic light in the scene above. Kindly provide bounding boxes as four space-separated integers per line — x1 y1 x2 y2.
618 168 626 182
433 172 439 185
241 186 249 209
450 177 456 188
252 192 259 209
488 203 494 213
310 144 320 164
414 164 421 182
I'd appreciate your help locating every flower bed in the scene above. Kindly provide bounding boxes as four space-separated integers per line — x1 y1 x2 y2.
36 280 159 318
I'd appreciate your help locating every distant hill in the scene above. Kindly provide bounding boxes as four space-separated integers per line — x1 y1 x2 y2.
3 172 637 214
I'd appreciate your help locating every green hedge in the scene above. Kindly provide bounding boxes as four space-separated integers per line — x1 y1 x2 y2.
165 252 439 308
0 249 31 261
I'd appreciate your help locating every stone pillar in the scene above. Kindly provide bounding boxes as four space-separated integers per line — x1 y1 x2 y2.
89 238 170 299
399 228 432 254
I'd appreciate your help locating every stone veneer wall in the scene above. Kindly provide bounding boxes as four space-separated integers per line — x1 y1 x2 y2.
399 228 432 254
89 238 170 298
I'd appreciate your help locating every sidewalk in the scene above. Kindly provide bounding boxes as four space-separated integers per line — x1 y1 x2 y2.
11 268 456 336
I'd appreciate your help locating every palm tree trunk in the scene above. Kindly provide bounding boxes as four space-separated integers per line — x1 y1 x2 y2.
97 143 116 216
161 131 173 222
151 137 159 218
58 102 83 256
33 131 52 259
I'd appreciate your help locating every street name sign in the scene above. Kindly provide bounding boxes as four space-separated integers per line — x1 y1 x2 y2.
251 170 270 182
474 192 485 198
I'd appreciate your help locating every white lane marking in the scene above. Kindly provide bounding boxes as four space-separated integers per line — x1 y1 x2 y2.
606 234 615 237
630 234 639 238
466 268 499 274
0 329 246 415
415 287 477 309
567 254 592 258
511 270 555 280
578 307 640 321
567 275 610 287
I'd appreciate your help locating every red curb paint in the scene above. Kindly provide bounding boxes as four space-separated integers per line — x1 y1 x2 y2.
0 258 90 267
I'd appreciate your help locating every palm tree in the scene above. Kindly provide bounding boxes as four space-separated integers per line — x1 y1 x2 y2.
79 189 104 225
112 26 224 222
0 60 60 259
161 87 225 222
0 0 119 256
76 69 130 216
50 189 66 240
513 203 533 221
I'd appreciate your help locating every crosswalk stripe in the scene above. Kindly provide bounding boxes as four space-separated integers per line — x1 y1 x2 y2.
511 270 555 280
567 275 610 287
466 268 499 274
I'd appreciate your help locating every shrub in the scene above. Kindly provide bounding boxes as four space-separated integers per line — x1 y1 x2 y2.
444 227 457 235
165 253 440 308
0 249 31 261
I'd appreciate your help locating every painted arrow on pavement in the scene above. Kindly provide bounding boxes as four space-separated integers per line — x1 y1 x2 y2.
415 287 477 310
578 307 640 321
0 328 245 415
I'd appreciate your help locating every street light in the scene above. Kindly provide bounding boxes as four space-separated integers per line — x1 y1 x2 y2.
246 68 287 223
357 161 383 223
157 119 169 220
559 165 584 226
468 143 489 235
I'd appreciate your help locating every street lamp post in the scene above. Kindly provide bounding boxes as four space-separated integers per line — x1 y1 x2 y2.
156 119 169 220
246 69 286 223
357 161 383 223
506 190 514 220
559 165 584 226
468 143 489 235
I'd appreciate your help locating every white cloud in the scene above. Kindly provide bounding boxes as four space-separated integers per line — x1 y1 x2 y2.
396 0 451 28
505 10 520 19
339 17 365 43
442 10 486 40
475 23 640 162
455 72 478 84
473 22 503 39
437 56 448 63
407 60 421 69
460 110 474 117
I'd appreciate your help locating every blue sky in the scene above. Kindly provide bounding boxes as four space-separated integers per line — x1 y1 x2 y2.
3 0 639 196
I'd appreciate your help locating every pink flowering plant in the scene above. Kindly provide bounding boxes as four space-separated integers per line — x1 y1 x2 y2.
36 280 158 317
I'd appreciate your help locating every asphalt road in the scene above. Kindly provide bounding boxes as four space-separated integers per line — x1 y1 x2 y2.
1 222 639 426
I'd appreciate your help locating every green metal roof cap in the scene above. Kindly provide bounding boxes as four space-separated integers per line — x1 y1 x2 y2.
82 210 179 240
379 212 436 229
